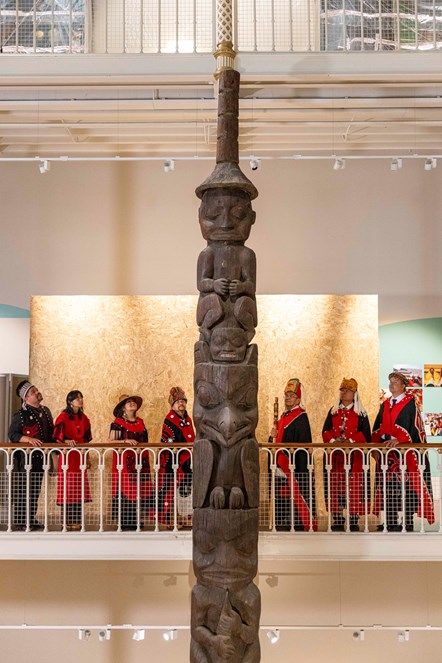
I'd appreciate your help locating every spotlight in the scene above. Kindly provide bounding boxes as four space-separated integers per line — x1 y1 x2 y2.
78 629 91 641
132 629 145 642
98 628 111 642
390 158 402 171
333 158 345 171
249 157 260 171
163 629 178 641
164 159 175 173
266 628 280 644
398 630 410 643
424 158 437 170
38 160 51 174
353 630 365 641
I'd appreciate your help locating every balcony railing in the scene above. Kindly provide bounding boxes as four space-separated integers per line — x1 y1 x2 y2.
0 442 440 535
0 0 441 55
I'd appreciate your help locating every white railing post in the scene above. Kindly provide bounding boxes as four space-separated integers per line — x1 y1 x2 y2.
325 449 333 532
43 450 50 533
6 452 13 533
344 450 351 532
98 450 105 533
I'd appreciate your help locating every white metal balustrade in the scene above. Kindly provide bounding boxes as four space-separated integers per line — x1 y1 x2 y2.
0 0 441 54
0 443 440 535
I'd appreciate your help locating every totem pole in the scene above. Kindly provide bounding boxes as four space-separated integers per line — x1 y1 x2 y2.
191 2 261 661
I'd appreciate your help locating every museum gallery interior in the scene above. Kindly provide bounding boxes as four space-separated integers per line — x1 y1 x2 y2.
1 1 442 662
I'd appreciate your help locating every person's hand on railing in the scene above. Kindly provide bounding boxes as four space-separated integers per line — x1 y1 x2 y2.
21 436 42 447
386 438 398 449
270 426 277 439
64 439 77 448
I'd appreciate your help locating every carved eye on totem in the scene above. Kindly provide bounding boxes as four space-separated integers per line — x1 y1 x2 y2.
195 382 221 409
194 531 216 554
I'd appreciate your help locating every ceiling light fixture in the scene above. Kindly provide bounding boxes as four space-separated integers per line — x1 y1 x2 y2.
333 158 345 171
266 628 280 644
38 159 51 174
390 158 402 171
163 628 178 641
424 158 437 170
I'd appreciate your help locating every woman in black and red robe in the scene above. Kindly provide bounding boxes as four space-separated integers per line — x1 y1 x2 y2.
322 378 371 532
110 394 151 531
54 390 92 531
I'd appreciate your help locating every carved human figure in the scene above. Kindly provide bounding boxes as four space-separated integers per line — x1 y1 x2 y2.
193 349 259 510
191 509 260 663
197 187 257 356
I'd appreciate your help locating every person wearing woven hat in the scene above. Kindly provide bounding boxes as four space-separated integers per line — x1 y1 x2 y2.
159 387 195 528
8 380 53 531
322 378 371 532
109 394 151 531
372 371 434 532
269 378 315 532
53 390 92 531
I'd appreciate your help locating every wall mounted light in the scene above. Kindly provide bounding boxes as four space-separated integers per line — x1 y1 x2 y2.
164 159 175 173
133 629 145 641
78 629 91 641
98 628 111 642
398 630 410 643
353 630 365 641
249 157 260 171
266 628 280 644
163 628 178 641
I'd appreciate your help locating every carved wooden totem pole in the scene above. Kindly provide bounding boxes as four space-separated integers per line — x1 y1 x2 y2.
191 3 261 661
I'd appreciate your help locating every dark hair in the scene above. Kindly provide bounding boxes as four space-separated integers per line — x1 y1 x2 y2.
65 390 83 419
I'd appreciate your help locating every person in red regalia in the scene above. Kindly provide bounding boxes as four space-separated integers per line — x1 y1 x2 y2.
322 378 371 532
160 386 195 528
54 390 92 531
109 394 151 531
372 371 434 532
270 378 316 531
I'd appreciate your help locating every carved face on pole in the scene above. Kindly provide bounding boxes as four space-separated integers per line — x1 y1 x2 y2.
199 188 255 243
194 362 258 448
193 509 258 589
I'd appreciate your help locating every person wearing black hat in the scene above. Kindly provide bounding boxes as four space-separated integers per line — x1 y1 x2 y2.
372 371 434 532
8 380 54 531
159 386 195 528
109 394 150 531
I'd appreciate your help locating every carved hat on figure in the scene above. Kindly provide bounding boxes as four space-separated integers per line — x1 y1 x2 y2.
113 394 143 418
168 386 187 406
195 70 258 201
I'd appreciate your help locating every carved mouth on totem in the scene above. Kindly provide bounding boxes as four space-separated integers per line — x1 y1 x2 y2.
201 422 251 447
200 567 251 585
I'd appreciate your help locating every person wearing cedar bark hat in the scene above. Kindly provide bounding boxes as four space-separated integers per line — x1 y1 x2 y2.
159 387 195 528
269 378 315 532
109 394 151 531
372 371 434 532
8 380 54 531
322 378 371 532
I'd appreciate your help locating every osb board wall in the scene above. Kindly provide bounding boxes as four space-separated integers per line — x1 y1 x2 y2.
30 295 379 444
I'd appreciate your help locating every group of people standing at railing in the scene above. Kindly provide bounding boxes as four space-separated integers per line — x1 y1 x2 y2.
269 372 434 533
8 380 194 532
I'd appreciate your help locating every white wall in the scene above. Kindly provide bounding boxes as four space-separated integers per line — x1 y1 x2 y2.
0 159 441 324
0 318 29 374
